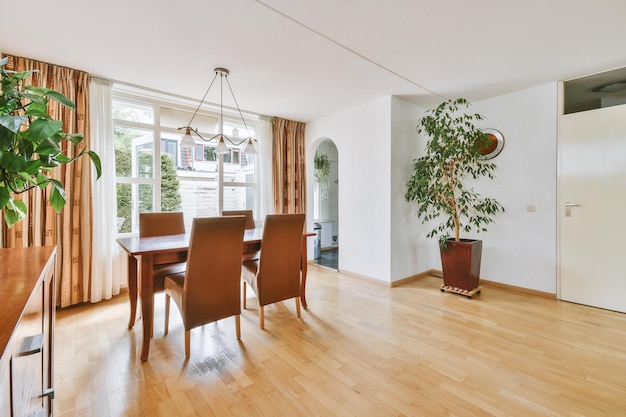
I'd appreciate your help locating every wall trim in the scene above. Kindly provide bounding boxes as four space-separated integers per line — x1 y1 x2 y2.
338 269 390 286
390 270 435 287
394 269 556 298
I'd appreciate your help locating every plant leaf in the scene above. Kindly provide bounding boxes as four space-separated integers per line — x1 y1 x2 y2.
35 138 62 155
28 118 63 141
4 199 27 227
49 179 67 212
0 187 10 210
88 151 102 179
0 115 28 133
45 90 76 109
0 152 26 172
66 133 84 146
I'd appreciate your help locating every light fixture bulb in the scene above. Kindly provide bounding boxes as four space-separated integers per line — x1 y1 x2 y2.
215 136 230 154
180 128 196 149
243 138 257 155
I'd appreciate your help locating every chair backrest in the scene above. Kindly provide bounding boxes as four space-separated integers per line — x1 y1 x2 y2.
183 216 247 329
256 213 305 306
222 210 255 229
139 212 185 237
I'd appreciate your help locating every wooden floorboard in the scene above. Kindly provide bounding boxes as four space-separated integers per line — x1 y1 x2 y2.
54 267 626 416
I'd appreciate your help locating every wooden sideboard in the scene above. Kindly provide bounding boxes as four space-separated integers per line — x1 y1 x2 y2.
0 246 56 417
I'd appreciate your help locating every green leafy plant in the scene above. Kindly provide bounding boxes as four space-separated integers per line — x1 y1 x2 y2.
0 57 101 227
314 150 330 185
405 98 504 245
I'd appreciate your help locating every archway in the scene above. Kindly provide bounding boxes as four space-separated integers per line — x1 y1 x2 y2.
312 139 339 269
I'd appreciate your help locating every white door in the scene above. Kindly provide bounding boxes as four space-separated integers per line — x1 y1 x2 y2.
560 104 626 313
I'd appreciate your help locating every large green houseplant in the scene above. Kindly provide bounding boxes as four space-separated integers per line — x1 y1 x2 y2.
405 98 504 294
0 57 101 227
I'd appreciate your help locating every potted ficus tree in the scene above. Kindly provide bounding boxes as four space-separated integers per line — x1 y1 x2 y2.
0 57 101 227
405 98 504 297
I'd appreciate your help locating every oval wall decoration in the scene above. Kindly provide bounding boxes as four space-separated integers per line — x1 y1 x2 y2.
478 128 505 159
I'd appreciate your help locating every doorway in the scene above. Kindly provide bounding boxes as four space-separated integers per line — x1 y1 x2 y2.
313 139 339 269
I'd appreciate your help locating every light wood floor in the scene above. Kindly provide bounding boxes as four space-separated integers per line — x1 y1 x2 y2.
54 267 626 417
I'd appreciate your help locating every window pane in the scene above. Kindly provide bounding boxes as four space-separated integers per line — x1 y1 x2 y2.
116 183 154 234
178 171 218 230
161 106 217 133
223 186 255 212
223 119 255 138
113 91 259 237
114 127 154 178
113 99 154 124
204 146 216 162
194 144 204 161
116 184 132 233
223 151 255 183
160 153 182 212
161 138 178 167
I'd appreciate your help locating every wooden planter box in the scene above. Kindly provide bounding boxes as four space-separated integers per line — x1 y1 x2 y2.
439 238 482 294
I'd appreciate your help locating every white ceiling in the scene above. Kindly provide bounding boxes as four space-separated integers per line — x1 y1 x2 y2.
1 0 626 122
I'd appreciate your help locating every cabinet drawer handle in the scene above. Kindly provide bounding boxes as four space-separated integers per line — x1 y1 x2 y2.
18 333 44 356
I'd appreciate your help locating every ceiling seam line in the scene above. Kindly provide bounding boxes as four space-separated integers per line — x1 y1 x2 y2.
252 0 447 101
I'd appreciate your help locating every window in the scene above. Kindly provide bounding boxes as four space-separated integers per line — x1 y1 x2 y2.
194 145 217 162
113 91 258 234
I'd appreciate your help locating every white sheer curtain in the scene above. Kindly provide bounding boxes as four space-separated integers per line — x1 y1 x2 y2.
258 115 273 222
89 77 126 302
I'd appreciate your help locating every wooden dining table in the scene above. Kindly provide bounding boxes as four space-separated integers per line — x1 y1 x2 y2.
116 228 314 361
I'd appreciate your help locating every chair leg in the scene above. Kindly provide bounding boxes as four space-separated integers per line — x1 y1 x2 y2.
185 330 190 359
164 294 170 335
235 314 241 340
259 306 265 330
242 281 247 309
295 296 301 318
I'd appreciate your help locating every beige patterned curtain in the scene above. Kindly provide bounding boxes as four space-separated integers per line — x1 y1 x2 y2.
272 117 306 213
2 55 92 307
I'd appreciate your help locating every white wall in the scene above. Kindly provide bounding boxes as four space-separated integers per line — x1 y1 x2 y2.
470 83 558 293
390 97 432 281
307 83 559 293
306 97 392 282
391 85 559 292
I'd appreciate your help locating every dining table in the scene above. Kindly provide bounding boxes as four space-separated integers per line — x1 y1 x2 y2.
116 227 314 361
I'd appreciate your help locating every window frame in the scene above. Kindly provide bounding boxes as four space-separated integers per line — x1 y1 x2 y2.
112 89 259 235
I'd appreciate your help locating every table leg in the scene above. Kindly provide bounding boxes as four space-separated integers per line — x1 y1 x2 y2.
140 254 154 362
127 255 138 329
300 236 308 309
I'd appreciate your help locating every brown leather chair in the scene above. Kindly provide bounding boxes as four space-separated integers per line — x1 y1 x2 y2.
163 216 246 358
241 213 305 329
139 212 187 295
222 209 259 261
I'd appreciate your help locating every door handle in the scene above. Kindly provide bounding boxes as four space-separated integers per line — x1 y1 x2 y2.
565 202 580 217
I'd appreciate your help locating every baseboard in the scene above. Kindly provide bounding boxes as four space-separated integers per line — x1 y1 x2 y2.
480 279 555 299
390 270 436 287
337 269 391 287
392 269 555 298
312 264 556 298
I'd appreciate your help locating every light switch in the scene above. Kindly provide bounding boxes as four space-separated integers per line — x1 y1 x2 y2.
527 205 536 213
